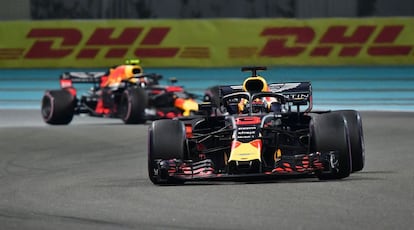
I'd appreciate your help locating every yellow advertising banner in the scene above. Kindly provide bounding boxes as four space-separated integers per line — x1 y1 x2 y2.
1 18 414 68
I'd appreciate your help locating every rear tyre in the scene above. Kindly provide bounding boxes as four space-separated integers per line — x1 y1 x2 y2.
335 110 365 172
310 112 352 180
119 88 147 124
148 119 186 185
41 89 75 125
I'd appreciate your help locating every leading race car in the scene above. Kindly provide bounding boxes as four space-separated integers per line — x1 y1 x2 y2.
41 60 199 125
148 66 365 185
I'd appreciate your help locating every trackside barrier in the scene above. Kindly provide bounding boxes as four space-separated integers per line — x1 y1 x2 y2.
1 18 414 68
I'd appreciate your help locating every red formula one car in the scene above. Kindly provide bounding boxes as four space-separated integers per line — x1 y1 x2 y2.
148 67 365 184
41 62 199 125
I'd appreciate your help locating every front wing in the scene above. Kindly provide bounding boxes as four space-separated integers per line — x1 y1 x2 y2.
151 151 340 182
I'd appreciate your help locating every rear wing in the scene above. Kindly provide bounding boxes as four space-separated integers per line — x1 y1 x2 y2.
268 82 312 104
219 82 312 112
59 72 105 88
59 72 164 88
60 72 105 82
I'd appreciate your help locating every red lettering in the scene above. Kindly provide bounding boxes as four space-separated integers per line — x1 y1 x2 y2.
310 47 332 56
76 27 179 59
77 28 142 58
25 28 81 58
339 47 363 56
259 27 315 57
86 27 142 45
320 26 375 44
105 48 129 58
77 48 99 58
135 48 179 57
179 47 210 58
140 27 170 45
313 26 376 57
369 25 412 56
311 46 363 57
374 25 404 43
368 46 412 56
135 27 179 57
77 48 129 58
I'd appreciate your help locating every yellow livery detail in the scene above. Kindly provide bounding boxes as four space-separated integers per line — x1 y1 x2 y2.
228 140 262 162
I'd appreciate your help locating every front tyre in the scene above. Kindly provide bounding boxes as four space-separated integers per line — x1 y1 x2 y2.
148 119 186 185
41 89 75 125
310 112 352 180
119 88 147 124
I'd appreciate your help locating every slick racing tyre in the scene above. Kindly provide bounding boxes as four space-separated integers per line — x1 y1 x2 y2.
119 88 147 124
310 112 352 180
41 89 75 125
335 110 365 172
148 119 186 185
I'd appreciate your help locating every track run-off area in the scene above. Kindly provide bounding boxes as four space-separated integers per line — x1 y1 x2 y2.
1 66 414 111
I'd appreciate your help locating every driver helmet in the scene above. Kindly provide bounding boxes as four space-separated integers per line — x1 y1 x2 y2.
123 59 143 84
240 75 277 113
242 75 269 93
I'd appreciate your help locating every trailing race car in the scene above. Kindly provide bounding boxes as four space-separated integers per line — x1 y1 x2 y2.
41 61 199 125
148 66 365 184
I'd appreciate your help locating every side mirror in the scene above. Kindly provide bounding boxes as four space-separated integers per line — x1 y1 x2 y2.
169 77 178 84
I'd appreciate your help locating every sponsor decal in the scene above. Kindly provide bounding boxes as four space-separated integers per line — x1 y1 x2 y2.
231 25 413 58
17 25 414 60
2 19 414 67
22 27 209 59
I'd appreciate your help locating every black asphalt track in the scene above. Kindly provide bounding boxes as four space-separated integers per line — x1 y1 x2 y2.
0 109 413 230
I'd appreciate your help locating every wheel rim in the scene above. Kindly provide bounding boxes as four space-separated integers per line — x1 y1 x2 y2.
41 96 53 120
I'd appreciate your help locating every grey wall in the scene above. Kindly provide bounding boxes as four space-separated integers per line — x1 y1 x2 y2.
0 0 30 20
376 0 414 16
1 0 413 20
296 0 358 18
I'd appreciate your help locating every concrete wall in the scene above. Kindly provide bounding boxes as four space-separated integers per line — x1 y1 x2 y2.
1 0 413 20
376 0 414 16
296 0 357 18
0 0 30 20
